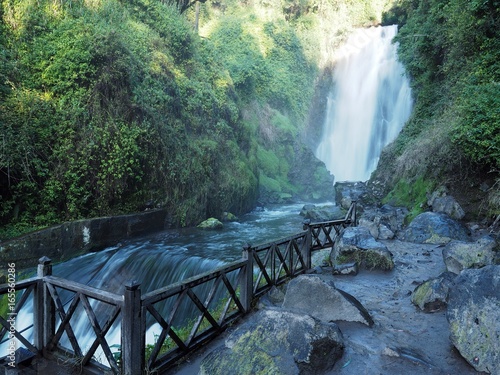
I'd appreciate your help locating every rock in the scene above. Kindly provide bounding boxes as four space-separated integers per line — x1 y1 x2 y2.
401 212 469 244
411 272 456 312
257 286 286 308
282 275 373 326
378 224 395 240
359 204 408 238
299 204 345 222
428 187 465 220
197 217 223 230
199 308 345 375
431 196 465 220
443 235 498 274
334 181 372 209
221 212 238 222
311 249 330 267
358 218 379 238
358 218 395 240
331 226 394 271
447 265 500 374
332 262 359 275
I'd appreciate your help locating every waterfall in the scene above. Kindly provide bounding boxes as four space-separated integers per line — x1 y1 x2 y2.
315 25 412 183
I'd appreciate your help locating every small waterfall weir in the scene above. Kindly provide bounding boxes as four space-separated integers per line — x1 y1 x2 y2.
315 25 412 183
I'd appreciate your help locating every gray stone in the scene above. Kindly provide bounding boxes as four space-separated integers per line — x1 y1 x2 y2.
334 181 372 209
378 224 395 240
332 262 359 275
447 265 500 373
428 187 465 220
402 212 469 244
411 272 456 312
358 218 379 238
299 204 345 222
443 235 498 274
431 196 465 220
199 308 345 375
331 226 394 271
282 275 373 326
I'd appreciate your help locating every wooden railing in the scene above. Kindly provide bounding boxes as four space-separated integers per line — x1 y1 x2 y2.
0 202 356 374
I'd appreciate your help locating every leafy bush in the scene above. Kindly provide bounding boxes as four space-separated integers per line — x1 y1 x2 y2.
453 83 500 170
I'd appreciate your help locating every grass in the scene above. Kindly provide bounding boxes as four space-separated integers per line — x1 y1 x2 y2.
382 176 435 224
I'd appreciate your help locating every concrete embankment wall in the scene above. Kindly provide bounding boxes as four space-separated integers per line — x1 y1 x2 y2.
0 209 171 272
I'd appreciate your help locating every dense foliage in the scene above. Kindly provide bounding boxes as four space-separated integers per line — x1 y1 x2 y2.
0 0 388 238
1 0 260 235
378 0 500 217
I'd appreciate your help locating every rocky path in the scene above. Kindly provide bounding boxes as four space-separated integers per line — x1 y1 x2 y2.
325 240 483 375
166 239 484 375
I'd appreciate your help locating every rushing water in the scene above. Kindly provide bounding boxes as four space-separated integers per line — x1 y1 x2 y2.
316 25 412 183
1 203 320 362
53 202 311 292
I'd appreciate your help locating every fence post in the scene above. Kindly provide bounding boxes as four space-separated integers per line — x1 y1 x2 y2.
240 244 253 313
34 256 54 353
352 200 357 226
122 281 143 375
302 220 312 270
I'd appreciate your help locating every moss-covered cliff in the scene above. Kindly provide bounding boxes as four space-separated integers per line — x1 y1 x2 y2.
371 0 500 223
0 0 393 239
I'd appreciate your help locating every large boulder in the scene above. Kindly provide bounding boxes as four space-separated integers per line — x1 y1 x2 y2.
299 204 345 222
447 265 500 374
401 212 469 244
330 226 394 271
199 308 345 375
443 235 498 274
411 272 456 313
282 275 374 326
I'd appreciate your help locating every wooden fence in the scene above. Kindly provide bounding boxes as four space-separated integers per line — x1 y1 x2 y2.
0 202 356 374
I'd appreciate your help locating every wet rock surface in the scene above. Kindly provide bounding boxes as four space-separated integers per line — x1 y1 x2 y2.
167 239 486 375
442 235 498 274
282 275 374 326
199 309 345 375
447 265 500 374
331 226 394 271
402 212 470 244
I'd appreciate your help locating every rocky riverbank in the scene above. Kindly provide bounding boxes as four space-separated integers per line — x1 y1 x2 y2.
165 183 499 375
166 238 494 375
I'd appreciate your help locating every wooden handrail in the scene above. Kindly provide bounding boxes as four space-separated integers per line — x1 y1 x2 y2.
0 202 356 374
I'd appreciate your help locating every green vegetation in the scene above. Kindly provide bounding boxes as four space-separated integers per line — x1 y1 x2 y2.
376 0 500 220
382 177 434 223
0 0 388 239
335 251 394 271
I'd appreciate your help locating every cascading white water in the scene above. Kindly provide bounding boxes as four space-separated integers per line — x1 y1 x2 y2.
315 25 412 183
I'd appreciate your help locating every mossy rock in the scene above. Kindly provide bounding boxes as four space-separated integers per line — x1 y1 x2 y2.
197 218 223 230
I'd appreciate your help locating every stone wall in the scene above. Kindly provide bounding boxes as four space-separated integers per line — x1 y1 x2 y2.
0 209 172 270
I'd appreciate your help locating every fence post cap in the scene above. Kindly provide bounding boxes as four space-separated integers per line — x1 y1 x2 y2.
242 243 252 251
38 256 52 265
125 280 141 291
302 219 311 229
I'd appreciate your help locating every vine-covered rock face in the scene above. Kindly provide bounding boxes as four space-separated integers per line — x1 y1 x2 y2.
199 308 344 375
447 265 500 374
